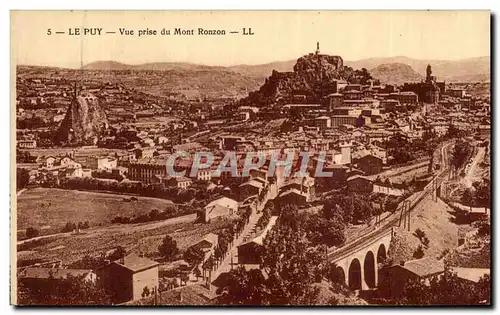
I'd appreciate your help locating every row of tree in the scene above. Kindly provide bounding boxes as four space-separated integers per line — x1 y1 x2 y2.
49 176 214 204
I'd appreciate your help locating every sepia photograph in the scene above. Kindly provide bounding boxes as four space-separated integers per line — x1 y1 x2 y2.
10 10 491 306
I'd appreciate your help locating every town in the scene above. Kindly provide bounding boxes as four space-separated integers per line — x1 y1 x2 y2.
15 43 490 306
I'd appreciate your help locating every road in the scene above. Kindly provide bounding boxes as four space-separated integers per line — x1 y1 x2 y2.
464 147 485 188
328 140 453 262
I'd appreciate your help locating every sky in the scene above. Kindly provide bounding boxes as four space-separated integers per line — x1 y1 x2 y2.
11 10 491 68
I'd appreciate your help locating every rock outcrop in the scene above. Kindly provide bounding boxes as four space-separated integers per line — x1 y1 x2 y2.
369 63 423 85
240 53 356 106
55 89 108 146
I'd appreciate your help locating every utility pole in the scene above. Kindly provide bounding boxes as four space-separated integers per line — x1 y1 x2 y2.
407 201 411 232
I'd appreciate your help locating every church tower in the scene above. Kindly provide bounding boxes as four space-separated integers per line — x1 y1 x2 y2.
315 41 320 55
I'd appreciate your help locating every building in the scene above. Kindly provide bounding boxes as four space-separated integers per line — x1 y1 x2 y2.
96 254 159 304
315 116 332 130
17 139 37 149
239 179 265 201
381 99 400 111
331 115 362 128
354 152 384 175
347 175 374 194
450 267 490 285
326 93 343 110
18 268 97 286
399 91 419 104
275 188 309 207
86 156 118 171
133 147 156 160
448 88 466 98
187 233 219 263
128 158 168 183
280 176 315 201
201 197 238 223
343 90 363 100
380 257 444 299
401 64 445 104
167 176 193 189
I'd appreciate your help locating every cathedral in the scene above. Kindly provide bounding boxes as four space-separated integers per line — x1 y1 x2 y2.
402 64 445 104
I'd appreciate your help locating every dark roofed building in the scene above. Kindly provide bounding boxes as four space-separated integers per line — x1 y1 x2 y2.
380 257 444 299
96 254 160 304
18 267 96 285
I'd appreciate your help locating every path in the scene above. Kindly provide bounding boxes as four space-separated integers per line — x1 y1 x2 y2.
464 147 485 188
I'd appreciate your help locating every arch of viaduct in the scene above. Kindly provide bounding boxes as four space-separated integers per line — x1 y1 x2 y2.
330 229 393 291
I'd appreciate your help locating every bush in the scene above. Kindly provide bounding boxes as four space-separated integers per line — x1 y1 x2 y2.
413 245 425 259
25 227 40 239
414 228 426 240
421 236 430 247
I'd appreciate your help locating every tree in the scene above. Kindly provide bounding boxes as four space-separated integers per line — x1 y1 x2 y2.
183 246 205 267
108 246 126 261
473 180 490 211
414 228 426 240
451 140 472 173
158 235 179 261
141 286 151 298
413 245 425 259
215 206 326 305
461 188 474 211
217 266 269 305
17 168 30 191
180 273 190 286
17 274 111 305
25 227 40 239
306 213 346 247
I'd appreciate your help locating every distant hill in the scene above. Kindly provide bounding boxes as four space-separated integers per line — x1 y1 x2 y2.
228 60 296 79
83 61 226 72
345 56 490 83
369 63 423 85
64 55 490 101
224 56 490 84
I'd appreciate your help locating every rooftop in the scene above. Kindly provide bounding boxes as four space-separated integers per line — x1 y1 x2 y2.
397 257 444 278
116 254 160 273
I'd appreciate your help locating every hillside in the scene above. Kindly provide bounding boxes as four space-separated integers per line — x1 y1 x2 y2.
369 63 423 85
55 91 108 146
226 56 490 84
83 61 226 72
346 56 490 83
239 53 378 106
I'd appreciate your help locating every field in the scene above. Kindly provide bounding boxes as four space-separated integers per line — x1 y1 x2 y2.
17 212 229 266
17 188 175 233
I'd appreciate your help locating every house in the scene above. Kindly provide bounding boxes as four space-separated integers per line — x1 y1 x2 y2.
167 176 193 189
450 267 490 284
65 165 83 178
187 233 219 263
237 216 278 265
45 156 56 168
18 267 97 287
355 152 384 175
380 257 444 299
201 197 238 223
239 179 264 201
275 189 309 207
347 175 374 194
280 176 315 201
17 139 37 149
96 254 159 304
133 147 156 160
